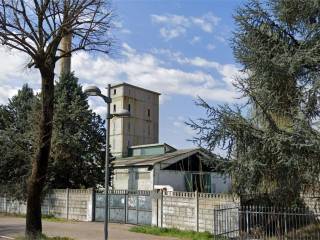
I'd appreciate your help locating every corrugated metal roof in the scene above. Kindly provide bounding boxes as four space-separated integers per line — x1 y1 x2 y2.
113 148 200 167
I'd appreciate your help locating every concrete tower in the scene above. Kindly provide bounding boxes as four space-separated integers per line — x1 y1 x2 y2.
110 83 160 157
60 33 72 74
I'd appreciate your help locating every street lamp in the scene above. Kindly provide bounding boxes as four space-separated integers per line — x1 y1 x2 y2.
84 84 130 240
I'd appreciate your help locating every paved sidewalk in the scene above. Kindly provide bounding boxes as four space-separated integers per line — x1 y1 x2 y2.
0 217 178 240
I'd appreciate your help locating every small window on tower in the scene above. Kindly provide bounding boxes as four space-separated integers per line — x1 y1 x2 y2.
128 104 131 112
147 109 150 117
113 89 116 95
113 104 116 112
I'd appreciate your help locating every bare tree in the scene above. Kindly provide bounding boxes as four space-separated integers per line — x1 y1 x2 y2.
0 0 113 237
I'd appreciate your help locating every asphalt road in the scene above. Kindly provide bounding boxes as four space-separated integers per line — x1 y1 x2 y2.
0 217 178 240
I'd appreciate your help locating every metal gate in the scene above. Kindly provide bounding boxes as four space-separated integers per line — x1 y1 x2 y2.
95 190 152 225
213 205 240 238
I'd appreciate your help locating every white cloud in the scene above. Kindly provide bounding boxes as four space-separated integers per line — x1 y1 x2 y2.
173 116 195 136
72 44 240 106
0 47 40 104
113 20 131 35
0 43 241 115
207 43 216 50
191 13 220 33
151 12 220 40
190 36 201 45
175 56 243 88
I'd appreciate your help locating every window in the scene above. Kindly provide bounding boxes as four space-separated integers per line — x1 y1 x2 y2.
128 104 131 112
113 104 116 112
113 89 116 95
147 109 150 117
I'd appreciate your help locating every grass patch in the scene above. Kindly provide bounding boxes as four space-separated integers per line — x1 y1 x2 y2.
0 213 67 223
0 212 26 218
15 234 74 240
129 225 226 240
285 224 320 239
42 214 68 223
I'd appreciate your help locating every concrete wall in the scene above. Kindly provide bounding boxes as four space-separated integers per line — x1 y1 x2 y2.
152 191 240 234
0 189 94 221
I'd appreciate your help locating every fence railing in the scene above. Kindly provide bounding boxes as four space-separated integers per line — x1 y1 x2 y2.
216 205 320 239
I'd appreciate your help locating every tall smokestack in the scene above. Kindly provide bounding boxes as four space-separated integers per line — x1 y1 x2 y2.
60 33 72 75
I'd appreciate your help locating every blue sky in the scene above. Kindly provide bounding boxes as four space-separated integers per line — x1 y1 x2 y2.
0 0 246 149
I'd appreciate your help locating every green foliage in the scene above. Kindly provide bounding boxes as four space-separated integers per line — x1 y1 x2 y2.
0 73 106 199
188 0 320 205
48 73 105 189
0 85 37 199
129 226 224 240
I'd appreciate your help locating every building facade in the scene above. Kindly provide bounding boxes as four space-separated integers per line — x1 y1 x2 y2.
110 83 160 157
112 144 232 193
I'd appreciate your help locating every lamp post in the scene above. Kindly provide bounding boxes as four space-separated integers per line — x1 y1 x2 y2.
84 84 130 240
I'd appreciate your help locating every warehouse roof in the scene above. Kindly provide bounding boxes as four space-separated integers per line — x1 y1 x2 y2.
113 148 207 167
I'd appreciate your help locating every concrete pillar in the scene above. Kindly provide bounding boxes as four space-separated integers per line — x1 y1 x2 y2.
66 188 70 220
87 188 95 221
195 191 199 232
151 190 163 227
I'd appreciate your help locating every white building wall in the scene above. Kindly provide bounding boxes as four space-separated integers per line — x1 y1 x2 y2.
113 167 153 190
153 166 187 191
113 165 231 193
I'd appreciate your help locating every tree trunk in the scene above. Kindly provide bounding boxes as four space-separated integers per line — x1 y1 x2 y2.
26 66 54 238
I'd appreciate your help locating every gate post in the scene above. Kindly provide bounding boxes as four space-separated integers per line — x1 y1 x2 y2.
136 192 139 224
195 191 199 232
88 188 96 222
213 207 217 235
66 188 70 220
160 190 164 228
4 194 7 214
124 190 128 224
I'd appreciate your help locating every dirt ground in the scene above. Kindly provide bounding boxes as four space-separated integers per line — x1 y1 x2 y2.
0 216 178 240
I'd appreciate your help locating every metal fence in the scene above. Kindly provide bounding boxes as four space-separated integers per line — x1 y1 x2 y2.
216 205 320 239
95 190 152 225
213 206 239 238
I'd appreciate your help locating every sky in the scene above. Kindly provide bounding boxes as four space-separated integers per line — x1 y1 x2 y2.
0 0 246 149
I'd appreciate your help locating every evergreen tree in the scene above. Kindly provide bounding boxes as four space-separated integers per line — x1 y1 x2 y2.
0 74 106 198
48 73 105 189
0 85 37 199
188 0 320 205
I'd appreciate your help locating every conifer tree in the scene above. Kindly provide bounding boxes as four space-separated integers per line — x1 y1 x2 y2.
0 74 106 198
49 73 105 189
0 85 37 199
189 0 320 205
